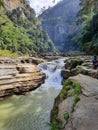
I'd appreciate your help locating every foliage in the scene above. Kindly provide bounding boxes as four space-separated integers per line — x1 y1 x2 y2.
50 120 62 130
73 94 80 105
0 1 55 54
51 80 82 130
64 112 69 121
64 85 71 91
61 79 82 113
77 0 98 54
39 0 80 52
60 80 72 100
52 108 58 116
60 90 67 100
0 14 35 54
63 79 72 86
72 82 81 95
0 50 18 57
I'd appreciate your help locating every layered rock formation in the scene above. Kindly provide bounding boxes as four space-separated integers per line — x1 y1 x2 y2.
0 57 45 100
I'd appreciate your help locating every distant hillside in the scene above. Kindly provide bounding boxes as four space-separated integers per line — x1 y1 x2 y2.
0 0 55 54
39 0 80 52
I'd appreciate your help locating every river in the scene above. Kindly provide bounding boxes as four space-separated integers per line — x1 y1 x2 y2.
0 57 66 130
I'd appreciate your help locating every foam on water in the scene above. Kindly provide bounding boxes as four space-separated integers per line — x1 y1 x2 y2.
0 57 67 130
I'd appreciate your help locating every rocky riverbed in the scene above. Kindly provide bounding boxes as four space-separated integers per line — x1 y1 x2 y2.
0 56 66 130
0 54 66 100
51 56 98 130
1 55 98 130
0 57 46 100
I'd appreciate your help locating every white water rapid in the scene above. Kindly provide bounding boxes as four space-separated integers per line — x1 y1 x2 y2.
38 58 66 89
0 57 66 130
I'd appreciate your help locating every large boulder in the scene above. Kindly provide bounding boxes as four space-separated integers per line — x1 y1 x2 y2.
51 74 98 130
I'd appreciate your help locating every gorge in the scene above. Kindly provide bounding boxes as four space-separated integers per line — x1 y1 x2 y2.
0 0 98 130
39 0 80 52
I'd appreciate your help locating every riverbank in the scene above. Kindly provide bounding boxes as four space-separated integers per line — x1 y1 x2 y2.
51 56 98 130
0 56 66 130
0 54 67 100
0 56 46 100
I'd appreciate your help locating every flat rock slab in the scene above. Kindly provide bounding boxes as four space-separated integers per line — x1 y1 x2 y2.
63 74 98 130
69 74 98 97
72 95 98 130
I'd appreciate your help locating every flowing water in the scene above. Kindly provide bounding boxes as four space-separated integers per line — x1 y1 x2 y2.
0 57 66 130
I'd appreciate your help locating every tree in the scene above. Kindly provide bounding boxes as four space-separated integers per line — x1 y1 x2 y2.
77 0 98 54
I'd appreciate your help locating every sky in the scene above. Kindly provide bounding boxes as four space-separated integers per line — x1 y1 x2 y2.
29 0 62 15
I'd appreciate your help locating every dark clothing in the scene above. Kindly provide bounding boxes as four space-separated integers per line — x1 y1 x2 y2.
92 55 98 69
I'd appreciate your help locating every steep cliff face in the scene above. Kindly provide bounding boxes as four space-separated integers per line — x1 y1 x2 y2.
0 0 55 54
3 0 24 10
39 0 80 52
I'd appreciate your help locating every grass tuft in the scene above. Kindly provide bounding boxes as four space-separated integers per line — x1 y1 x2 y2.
0 50 18 58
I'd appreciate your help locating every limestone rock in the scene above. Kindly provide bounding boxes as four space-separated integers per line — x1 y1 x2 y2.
65 56 98 79
0 63 45 100
72 95 98 130
71 65 98 78
18 57 46 65
69 74 98 97
51 74 98 130
65 58 83 70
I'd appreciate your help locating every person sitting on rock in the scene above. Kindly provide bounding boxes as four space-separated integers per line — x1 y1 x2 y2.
92 55 98 69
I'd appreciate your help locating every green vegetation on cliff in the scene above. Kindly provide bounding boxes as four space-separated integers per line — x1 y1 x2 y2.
77 0 98 54
39 0 80 52
0 0 55 54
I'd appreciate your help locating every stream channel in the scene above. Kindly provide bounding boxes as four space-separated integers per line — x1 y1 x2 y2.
0 57 66 130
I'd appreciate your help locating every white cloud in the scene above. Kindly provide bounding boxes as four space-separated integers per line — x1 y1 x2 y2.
29 0 61 15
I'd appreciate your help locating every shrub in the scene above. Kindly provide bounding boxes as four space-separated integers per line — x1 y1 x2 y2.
52 108 58 116
60 90 67 100
74 94 80 105
50 120 62 130
64 112 69 121
72 82 81 95
64 85 71 91
63 79 72 86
